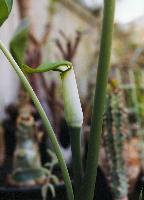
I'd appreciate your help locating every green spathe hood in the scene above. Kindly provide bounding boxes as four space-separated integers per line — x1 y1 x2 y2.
21 61 83 127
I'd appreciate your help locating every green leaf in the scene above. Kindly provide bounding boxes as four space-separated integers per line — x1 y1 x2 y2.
10 19 29 67
22 60 72 74
0 0 13 26
6 0 13 11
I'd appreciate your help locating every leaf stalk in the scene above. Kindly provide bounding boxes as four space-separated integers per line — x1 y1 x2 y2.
80 1 116 200
0 39 74 200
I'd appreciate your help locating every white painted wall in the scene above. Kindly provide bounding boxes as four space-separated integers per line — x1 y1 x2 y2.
0 1 19 119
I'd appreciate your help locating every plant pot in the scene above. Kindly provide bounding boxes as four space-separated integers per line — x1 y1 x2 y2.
0 184 67 200
0 167 112 200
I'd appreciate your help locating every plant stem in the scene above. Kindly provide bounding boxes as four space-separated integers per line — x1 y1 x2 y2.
69 127 83 199
0 40 74 200
80 1 116 200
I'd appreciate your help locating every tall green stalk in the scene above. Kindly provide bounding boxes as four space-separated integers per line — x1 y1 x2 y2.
69 127 83 200
0 40 74 200
80 1 116 200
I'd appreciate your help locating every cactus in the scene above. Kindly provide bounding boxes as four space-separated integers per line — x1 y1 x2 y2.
103 82 128 200
119 68 140 137
133 67 144 170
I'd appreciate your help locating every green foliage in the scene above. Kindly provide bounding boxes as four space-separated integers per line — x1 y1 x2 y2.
44 149 58 171
10 19 29 67
139 189 144 200
0 0 13 26
22 61 72 73
41 150 60 200
42 183 56 200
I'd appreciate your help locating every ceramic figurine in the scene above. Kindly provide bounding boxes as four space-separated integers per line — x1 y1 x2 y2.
9 104 46 187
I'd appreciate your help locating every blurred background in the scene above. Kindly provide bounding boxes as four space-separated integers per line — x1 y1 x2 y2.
1 0 144 117
1 0 144 199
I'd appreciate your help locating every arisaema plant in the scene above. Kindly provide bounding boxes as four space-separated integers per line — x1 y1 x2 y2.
0 0 116 200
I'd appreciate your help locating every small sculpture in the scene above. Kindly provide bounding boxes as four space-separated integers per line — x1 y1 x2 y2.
9 102 46 187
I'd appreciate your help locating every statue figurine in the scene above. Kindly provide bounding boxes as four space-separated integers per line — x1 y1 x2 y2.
9 104 46 187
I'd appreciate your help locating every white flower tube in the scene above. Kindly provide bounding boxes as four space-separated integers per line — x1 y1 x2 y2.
60 67 83 128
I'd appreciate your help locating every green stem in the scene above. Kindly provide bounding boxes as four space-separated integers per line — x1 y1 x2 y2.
69 127 83 199
80 1 115 200
0 40 74 200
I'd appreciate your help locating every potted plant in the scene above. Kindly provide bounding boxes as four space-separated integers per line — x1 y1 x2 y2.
0 0 116 200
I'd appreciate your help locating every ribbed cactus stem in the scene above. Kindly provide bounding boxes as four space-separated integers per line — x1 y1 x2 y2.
134 67 144 170
103 84 128 200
